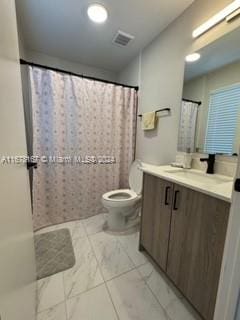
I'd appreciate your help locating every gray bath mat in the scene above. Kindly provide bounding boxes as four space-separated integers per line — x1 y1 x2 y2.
34 228 75 280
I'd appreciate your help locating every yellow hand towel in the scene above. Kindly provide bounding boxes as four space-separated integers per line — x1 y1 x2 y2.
142 111 156 130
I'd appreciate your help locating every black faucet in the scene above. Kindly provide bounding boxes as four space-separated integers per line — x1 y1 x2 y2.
200 154 215 174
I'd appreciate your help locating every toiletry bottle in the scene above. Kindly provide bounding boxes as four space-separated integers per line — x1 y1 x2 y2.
184 148 192 169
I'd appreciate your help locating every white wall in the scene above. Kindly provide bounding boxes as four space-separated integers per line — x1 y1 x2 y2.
118 0 240 165
21 50 117 83
16 13 118 83
118 54 141 88
17 29 27 59
0 1 36 319
236 295 240 320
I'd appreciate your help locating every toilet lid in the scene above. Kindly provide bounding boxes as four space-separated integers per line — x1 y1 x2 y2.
129 160 143 195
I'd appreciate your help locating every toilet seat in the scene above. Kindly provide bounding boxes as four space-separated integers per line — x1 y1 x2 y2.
102 160 143 221
102 188 141 209
102 189 138 202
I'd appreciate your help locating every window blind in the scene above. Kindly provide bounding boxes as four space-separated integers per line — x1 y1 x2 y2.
204 83 240 155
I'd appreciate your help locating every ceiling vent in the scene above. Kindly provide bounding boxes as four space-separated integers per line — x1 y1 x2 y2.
112 30 134 47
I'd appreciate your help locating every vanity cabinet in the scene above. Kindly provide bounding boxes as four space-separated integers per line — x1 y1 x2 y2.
140 173 230 320
140 174 173 270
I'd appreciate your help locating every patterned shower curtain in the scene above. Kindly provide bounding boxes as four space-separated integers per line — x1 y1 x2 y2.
178 100 198 152
29 67 137 230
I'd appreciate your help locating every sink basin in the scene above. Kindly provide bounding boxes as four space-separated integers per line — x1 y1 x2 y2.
164 169 233 185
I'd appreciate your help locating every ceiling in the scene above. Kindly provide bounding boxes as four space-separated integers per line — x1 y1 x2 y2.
185 27 240 82
16 0 193 72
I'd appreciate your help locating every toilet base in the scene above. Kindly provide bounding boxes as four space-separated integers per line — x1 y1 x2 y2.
103 217 140 235
103 206 140 235
103 222 139 236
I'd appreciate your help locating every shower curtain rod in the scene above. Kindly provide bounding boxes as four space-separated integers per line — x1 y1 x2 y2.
182 98 202 106
20 59 139 91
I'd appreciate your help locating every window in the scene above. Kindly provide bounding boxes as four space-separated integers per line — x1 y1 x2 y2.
204 83 240 155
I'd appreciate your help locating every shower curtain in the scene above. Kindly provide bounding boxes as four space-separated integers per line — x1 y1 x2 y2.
178 100 198 152
29 67 137 230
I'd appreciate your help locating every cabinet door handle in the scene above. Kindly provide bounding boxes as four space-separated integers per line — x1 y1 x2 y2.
173 190 180 211
165 186 171 205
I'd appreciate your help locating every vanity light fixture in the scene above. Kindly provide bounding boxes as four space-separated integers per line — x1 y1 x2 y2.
192 0 240 38
226 7 240 22
185 53 201 63
87 4 108 24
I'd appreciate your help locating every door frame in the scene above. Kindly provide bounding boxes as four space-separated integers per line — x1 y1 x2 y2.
214 152 240 320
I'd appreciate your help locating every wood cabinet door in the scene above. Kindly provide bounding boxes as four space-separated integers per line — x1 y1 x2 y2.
167 183 230 320
140 173 173 270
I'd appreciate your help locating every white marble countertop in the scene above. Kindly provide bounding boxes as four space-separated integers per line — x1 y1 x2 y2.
141 164 234 203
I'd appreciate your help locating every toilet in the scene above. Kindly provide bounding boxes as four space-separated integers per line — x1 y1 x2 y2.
102 160 143 233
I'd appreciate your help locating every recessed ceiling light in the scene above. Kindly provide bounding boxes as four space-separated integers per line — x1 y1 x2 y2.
185 53 201 63
87 4 108 23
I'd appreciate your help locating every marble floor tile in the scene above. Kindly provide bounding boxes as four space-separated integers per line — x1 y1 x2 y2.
138 263 199 320
35 218 200 320
37 303 66 320
165 296 201 320
37 273 65 312
117 232 148 267
82 214 106 235
66 284 118 320
107 269 169 320
138 262 181 309
63 237 104 298
90 231 134 281
55 220 87 240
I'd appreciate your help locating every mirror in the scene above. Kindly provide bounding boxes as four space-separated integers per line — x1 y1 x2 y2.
178 27 240 156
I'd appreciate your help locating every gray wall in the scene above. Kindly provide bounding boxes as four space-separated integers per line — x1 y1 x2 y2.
118 54 141 88
235 292 240 320
21 50 117 83
16 13 117 83
117 0 240 165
